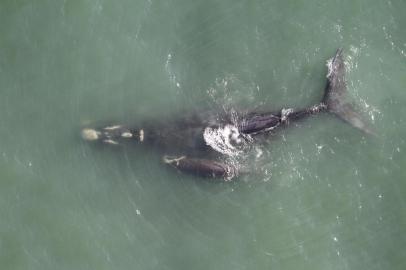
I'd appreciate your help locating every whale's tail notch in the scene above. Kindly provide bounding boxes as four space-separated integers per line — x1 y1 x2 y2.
322 48 373 135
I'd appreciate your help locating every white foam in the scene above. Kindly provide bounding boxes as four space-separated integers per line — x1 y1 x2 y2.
203 125 242 156
326 58 333 78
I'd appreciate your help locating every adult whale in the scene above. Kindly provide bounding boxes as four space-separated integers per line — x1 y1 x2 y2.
81 49 371 180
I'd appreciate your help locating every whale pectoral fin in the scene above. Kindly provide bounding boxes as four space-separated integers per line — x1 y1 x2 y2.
163 155 238 181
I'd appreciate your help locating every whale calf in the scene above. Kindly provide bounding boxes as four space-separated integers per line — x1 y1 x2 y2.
82 49 371 180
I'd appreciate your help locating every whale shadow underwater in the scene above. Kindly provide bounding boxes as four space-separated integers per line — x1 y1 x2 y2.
81 49 372 181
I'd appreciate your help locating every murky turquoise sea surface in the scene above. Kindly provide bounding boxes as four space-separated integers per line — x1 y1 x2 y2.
1 0 405 269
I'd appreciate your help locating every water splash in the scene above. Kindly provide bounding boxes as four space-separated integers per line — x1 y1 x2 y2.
203 124 243 157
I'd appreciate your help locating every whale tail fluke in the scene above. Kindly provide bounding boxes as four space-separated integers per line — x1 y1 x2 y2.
323 49 373 135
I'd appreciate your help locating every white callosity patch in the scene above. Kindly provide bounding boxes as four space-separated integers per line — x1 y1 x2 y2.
121 132 133 138
82 125 138 145
162 155 186 165
103 125 122 131
203 124 244 156
103 139 119 145
81 128 100 141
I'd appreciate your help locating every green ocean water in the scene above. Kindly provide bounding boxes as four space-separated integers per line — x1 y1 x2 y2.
1 0 405 269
